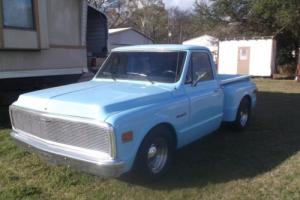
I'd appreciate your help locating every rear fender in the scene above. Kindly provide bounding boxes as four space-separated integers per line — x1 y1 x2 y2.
222 81 256 122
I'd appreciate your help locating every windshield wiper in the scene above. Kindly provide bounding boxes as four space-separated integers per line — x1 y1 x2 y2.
102 72 117 81
127 72 154 84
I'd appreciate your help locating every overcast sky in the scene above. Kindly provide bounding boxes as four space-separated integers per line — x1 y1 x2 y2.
163 0 195 10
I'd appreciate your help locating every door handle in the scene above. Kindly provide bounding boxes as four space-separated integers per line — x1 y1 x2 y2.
214 88 222 93
215 85 224 92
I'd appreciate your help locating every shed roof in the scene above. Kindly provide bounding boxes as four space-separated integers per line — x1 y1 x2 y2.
109 27 154 42
183 35 218 52
109 28 131 34
183 35 218 44
220 36 274 41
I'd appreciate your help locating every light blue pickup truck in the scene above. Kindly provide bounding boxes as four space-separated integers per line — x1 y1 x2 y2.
10 45 257 179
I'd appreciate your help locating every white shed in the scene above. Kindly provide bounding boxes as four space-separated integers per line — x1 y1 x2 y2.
183 35 218 52
108 27 154 51
218 37 277 76
183 35 218 61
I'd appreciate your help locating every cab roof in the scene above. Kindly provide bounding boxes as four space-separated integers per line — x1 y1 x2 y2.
112 44 210 52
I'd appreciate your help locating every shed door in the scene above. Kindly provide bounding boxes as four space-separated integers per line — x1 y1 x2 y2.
237 47 250 74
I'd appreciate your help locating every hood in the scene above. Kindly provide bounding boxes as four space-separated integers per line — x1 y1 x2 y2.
15 80 172 121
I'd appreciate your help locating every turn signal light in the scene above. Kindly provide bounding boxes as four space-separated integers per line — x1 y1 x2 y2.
122 131 133 143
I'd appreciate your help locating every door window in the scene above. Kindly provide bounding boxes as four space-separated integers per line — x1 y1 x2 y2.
186 52 214 84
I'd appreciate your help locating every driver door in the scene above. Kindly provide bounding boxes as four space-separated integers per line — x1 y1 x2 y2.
184 51 223 141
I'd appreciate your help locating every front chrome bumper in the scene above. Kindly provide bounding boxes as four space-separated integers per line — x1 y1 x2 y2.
11 130 124 177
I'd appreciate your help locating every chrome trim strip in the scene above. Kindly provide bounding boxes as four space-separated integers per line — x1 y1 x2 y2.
9 107 14 128
109 127 117 159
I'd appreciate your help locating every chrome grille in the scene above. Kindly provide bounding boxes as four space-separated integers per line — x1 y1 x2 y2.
10 107 112 155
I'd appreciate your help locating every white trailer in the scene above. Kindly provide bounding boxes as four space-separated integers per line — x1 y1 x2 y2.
218 37 277 77
0 0 108 105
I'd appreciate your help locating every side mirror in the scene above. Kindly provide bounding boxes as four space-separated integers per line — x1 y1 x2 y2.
192 72 207 87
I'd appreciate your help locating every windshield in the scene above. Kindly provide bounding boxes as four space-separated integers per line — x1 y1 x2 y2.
96 51 186 83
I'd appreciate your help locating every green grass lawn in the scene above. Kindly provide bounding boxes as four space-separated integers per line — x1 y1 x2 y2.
1 79 300 200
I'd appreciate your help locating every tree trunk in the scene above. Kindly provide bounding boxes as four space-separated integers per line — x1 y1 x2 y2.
296 22 300 81
297 47 300 82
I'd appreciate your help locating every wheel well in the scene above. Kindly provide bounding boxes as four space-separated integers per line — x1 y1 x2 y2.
132 123 178 169
147 123 178 148
243 95 252 108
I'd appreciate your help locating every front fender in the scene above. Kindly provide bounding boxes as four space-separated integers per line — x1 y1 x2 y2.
105 104 175 172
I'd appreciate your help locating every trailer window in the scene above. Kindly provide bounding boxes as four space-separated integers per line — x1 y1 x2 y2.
2 0 34 29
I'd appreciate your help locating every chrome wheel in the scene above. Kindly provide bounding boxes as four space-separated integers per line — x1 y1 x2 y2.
147 138 168 174
232 97 251 131
240 109 249 127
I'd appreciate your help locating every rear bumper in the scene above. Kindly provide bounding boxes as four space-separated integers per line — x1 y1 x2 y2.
11 130 124 177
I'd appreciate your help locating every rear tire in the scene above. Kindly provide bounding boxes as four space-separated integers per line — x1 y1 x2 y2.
133 126 175 180
232 97 251 131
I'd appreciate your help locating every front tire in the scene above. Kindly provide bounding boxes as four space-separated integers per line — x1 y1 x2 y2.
133 127 174 180
232 97 251 131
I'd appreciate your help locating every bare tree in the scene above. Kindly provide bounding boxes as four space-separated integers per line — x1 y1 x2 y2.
87 0 107 9
106 0 138 28
168 7 195 43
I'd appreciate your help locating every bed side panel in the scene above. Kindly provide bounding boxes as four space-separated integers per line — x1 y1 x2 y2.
222 80 257 122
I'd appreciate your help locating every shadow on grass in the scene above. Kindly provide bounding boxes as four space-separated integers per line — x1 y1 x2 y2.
122 91 300 189
0 90 20 129
0 106 11 129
